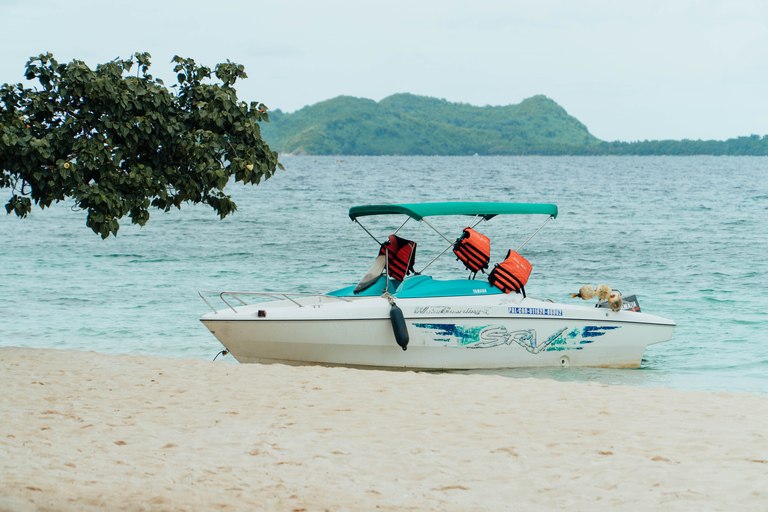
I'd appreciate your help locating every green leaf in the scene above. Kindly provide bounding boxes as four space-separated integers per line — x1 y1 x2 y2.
1 52 283 237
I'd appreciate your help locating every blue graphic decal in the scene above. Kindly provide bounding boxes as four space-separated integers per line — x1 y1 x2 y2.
413 323 538 351
544 327 580 352
413 323 621 353
582 326 621 338
412 323 490 346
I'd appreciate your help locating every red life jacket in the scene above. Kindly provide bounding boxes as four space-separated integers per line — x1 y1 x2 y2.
453 228 490 274
379 235 416 282
488 250 532 295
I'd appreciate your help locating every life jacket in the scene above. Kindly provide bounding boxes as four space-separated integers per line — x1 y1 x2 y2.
488 250 532 296
453 228 490 275
379 235 416 282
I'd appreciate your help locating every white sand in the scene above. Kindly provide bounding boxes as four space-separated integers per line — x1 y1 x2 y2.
1 347 767 511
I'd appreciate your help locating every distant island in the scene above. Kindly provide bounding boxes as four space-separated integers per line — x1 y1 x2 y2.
260 93 767 156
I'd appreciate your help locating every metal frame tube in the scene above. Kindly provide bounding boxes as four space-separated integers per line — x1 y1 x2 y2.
515 215 554 252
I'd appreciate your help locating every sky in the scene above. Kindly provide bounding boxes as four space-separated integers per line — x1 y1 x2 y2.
1 0 766 142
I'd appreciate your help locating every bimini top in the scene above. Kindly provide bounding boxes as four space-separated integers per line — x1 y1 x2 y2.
349 202 558 222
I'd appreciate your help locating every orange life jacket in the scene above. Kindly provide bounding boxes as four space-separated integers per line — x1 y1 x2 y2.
379 235 416 282
488 250 532 295
453 228 490 275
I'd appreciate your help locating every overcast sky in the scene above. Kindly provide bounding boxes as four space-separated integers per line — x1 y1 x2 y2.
1 0 765 141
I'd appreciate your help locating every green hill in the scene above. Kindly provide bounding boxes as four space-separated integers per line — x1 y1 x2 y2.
259 93 768 156
260 93 601 155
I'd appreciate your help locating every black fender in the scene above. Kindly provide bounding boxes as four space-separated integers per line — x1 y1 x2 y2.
389 302 409 351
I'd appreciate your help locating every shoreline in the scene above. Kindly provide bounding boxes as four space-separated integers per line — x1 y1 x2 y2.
1 346 767 511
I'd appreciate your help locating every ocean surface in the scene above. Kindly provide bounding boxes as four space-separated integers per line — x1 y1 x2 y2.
2 156 767 395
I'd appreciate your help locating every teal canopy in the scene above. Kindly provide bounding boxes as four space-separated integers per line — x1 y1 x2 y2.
349 202 558 222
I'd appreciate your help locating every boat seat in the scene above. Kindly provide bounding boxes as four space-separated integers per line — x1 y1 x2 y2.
394 275 503 298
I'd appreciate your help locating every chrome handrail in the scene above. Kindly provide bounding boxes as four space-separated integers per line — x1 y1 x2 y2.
199 290 353 314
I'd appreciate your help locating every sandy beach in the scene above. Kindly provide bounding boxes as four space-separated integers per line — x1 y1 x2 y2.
1 347 766 511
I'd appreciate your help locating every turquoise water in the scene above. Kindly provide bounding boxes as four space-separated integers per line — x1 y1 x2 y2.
2 156 767 395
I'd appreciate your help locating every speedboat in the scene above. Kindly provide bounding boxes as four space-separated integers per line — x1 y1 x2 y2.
200 202 675 369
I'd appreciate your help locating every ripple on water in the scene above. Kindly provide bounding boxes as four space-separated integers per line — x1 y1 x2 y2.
2 156 767 395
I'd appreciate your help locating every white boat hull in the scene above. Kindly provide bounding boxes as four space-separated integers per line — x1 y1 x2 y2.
201 294 675 369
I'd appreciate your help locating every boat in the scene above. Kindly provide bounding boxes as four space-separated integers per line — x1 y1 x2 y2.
199 202 675 369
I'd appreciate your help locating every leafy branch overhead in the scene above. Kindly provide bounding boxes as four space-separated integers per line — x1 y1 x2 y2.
0 52 284 238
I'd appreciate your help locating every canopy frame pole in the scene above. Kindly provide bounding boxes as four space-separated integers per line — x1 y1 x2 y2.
515 215 554 253
406 221 422 275
354 218 416 292
354 219 383 246
417 244 455 274
392 217 410 236
415 217 493 274
384 246 391 293
420 218 453 244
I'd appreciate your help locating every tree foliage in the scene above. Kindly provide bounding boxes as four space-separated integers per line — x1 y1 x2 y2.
593 135 768 156
1 52 283 238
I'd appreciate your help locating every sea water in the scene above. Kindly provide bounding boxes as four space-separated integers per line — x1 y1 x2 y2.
1 156 767 395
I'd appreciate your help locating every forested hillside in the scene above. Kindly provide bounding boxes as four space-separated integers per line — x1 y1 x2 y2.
595 136 768 156
260 94 768 156
260 94 600 155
